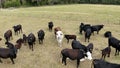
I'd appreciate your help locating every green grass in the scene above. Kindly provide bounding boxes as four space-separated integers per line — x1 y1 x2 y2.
0 4 120 68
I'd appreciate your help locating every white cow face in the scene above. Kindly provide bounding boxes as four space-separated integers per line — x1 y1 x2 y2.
86 51 92 60
56 31 63 47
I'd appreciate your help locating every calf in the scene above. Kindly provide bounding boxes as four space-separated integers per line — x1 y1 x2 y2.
48 21 54 31
13 24 22 35
108 37 120 56
37 30 45 44
85 28 92 42
91 25 104 35
27 33 36 51
79 23 91 34
4 30 13 42
92 59 120 68
0 42 18 64
101 46 111 60
15 38 24 50
104 31 112 38
23 34 27 44
61 48 92 68
64 34 76 43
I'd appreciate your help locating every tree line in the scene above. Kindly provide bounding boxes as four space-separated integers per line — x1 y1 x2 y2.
0 0 120 8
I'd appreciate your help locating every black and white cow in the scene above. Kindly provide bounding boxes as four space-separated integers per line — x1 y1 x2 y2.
61 48 92 68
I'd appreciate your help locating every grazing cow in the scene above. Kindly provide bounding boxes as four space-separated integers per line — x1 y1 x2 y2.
104 31 112 38
79 23 91 34
86 43 94 53
108 37 120 56
64 34 76 43
91 59 120 68
13 24 22 35
23 34 27 44
48 21 54 31
37 30 45 44
61 48 92 68
54 27 61 35
4 30 13 42
91 25 104 35
27 33 36 51
101 46 111 60
0 38 2 41
15 38 24 50
85 28 92 42
0 42 18 64
56 31 63 47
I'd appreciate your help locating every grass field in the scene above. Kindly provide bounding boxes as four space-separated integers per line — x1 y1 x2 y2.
0 4 120 68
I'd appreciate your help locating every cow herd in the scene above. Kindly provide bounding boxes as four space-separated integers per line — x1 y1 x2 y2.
0 22 120 68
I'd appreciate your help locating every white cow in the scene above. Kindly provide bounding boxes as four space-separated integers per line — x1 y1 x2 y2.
56 31 63 47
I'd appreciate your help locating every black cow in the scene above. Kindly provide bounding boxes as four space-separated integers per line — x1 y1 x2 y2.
23 34 27 44
101 46 111 60
61 48 92 68
79 23 91 34
37 30 45 44
104 31 112 38
0 42 17 64
64 34 76 43
108 37 120 56
85 28 92 42
4 30 13 42
48 21 54 31
27 33 36 51
87 43 94 53
91 59 120 68
13 24 22 35
71 40 87 52
91 25 104 35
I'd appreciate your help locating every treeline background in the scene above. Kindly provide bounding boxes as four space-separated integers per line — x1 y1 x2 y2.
0 0 120 8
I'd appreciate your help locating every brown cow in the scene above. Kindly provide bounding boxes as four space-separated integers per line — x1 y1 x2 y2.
4 30 13 42
15 38 24 50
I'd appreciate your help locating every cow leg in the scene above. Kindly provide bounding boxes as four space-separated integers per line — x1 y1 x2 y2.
115 49 117 56
67 39 69 43
77 59 80 68
97 31 99 34
62 56 67 65
104 54 106 60
0 58 3 63
39 39 40 44
10 57 15 64
32 45 34 51
101 54 104 59
108 52 110 57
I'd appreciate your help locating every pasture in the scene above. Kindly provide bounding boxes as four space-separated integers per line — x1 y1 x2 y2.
0 4 120 68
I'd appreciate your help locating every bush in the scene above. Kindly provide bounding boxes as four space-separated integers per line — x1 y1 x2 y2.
3 0 21 8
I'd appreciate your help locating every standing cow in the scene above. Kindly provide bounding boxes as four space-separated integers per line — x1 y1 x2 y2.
27 33 36 51
48 21 54 31
37 29 45 44
13 24 22 35
4 30 13 42
61 48 92 68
